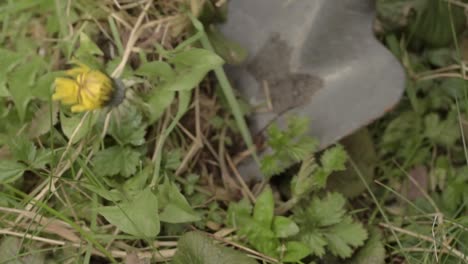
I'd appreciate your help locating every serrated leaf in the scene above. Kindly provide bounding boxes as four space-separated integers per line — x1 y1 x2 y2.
169 48 224 69
77 32 103 56
98 187 159 237
93 145 140 178
424 113 460 146
300 232 327 257
206 25 247 65
8 57 43 121
348 229 385 264
305 193 347 227
33 71 60 100
0 237 45 264
282 241 310 263
0 49 22 97
136 61 175 81
144 88 175 123
321 145 347 173
226 198 252 227
324 216 368 258
108 106 146 146
253 186 274 228
28 103 59 138
241 220 279 257
158 180 200 223
32 148 54 169
273 216 299 238
61 112 98 144
162 48 224 91
0 160 26 183
172 232 257 264
7 136 36 163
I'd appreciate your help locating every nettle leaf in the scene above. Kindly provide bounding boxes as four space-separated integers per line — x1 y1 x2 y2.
282 241 310 263
172 232 257 264
158 180 200 223
93 146 140 178
273 216 299 238
98 187 159 237
253 186 274 228
324 216 368 258
108 106 146 146
0 160 27 183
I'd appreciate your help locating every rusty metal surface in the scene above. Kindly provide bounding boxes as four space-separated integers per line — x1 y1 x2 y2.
222 0 405 148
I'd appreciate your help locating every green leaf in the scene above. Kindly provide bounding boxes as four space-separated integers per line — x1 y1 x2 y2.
77 32 103 56
172 232 257 264
321 145 347 173
8 56 43 121
93 146 140 178
32 149 54 169
241 220 279 257
0 160 27 183
33 71 60 100
0 237 45 264
98 187 159 237
424 113 460 147
136 61 175 81
7 136 36 163
107 106 146 146
27 103 59 138
273 216 299 238
60 112 98 144
347 229 385 264
144 88 175 123
282 241 311 263
72 32 103 69
158 180 200 223
253 186 274 228
0 49 22 97
303 193 347 227
324 216 368 258
206 25 248 65
300 232 327 257
169 48 224 69
226 198 252 227
327 128 377 198
162 48 224 91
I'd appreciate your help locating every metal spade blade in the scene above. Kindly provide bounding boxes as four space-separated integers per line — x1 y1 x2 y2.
222 0 405 150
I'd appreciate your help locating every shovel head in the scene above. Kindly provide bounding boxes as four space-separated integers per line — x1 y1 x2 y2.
222 0 405 147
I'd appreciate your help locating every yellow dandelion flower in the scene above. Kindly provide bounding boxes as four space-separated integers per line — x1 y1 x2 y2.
53 63 115 112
